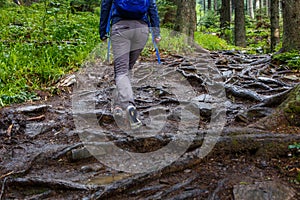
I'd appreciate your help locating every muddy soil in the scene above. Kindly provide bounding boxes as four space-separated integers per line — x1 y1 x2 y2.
0 51 299 200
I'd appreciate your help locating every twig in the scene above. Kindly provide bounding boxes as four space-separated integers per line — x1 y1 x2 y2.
0 171 14 179
27 115 45 121
0 177 8 200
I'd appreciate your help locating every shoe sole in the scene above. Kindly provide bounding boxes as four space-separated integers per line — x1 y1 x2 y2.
130 121 142 129
126 106 142 130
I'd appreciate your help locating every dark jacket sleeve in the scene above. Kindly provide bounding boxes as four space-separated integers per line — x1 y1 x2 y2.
148 0 160 38
99 0 113 40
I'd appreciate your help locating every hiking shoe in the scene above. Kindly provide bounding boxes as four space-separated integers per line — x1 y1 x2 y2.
126 105 142 129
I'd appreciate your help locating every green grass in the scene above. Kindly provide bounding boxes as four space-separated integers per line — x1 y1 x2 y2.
194 32 232 50
0 3 99 106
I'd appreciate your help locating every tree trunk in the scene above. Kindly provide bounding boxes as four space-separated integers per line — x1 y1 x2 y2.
214 0 218 12
282 0 300 51
270 0 280 52
220 0 231 42
208 0 212 10
234 0 246 47
248 0 254 19
230 0 234 17
160 0 178 28
254 0 260 15
266 0 271 17
255 0 259 9
174 0 197 45
252 84 300 129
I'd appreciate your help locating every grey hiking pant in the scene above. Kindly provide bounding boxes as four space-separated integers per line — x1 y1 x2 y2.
111 20 149 109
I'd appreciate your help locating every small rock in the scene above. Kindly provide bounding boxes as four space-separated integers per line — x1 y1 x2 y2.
71 147 92 161
222 70 233 78
260 160 268 168
25 120 56 137
58 74 76 87
80 164 104 173
16 104 50 114
233 181 295 200
80 165 94 173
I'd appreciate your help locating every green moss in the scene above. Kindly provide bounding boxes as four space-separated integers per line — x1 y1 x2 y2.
297 172 300 183
278 84 300 126
272 51 300 70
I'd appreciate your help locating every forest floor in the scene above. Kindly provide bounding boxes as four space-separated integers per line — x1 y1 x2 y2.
0 51 300 200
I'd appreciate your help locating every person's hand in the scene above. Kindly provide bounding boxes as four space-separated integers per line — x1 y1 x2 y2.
101 36 108 42
154 36 161 44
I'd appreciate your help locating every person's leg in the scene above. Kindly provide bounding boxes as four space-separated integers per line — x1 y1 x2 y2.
111 21 135 109
125 21 149 129
129 21 149 70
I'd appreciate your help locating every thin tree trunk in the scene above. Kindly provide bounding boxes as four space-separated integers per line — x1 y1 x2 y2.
260 0 263 11
220 0 231 42
214 0 218 12
208 0 212 10
267 0 271 17
255 0 263 23
230 0 234 17
270 0 280 52
255 0 260 11
248 0 254 19
282 0 300 51
234 0 246 47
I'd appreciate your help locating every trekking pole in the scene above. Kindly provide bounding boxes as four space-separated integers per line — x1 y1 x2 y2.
106 8 113 63
106 33 111 63
150 27 161 64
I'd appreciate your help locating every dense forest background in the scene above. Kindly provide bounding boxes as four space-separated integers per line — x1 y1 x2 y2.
0 0 299 106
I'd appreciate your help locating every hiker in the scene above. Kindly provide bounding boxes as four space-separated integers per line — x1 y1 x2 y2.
99 0 161 129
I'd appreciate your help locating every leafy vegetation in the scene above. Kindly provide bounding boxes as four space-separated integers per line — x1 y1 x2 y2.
272 51 300 70
194 32 231 50
0 2 99 106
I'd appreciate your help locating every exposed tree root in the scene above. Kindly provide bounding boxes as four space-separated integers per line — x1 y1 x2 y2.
6 177 102 191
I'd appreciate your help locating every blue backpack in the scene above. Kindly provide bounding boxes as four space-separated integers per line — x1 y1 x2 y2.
114 0 150 19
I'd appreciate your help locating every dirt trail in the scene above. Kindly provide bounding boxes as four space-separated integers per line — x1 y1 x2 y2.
0 51 299 199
